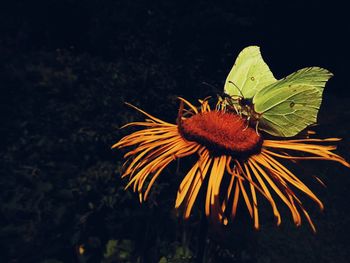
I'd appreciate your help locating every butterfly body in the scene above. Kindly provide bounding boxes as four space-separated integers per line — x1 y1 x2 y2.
222 94 261 130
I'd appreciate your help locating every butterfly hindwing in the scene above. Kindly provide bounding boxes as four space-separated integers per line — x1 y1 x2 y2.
253 67 333 137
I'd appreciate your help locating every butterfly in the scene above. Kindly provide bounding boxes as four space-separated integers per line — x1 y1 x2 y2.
223 46 333 137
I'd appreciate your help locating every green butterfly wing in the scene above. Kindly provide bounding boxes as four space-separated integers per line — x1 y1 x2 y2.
253 67 333 137
224 46 277 99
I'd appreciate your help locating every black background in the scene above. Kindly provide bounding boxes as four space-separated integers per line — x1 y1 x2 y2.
1 0 350 262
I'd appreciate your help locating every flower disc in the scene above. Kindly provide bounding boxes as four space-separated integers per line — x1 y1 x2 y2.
179 111 262 157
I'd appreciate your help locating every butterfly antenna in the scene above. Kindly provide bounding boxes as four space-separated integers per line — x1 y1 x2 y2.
201 81 218 90
228 81 244 97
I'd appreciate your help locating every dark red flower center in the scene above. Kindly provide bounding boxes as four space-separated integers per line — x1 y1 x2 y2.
179 111 263 158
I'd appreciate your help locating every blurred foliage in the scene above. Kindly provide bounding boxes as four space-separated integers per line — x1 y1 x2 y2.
1 0 350 263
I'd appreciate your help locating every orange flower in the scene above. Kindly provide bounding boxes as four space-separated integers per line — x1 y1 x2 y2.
113 98 349 232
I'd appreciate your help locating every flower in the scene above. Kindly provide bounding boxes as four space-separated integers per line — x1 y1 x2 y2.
112 98 349 232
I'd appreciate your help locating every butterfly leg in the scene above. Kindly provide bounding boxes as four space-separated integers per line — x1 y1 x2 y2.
243 116 250 131
255 120 260 136
233 104 240 115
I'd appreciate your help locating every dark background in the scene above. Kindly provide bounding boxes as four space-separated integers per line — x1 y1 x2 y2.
1 0 350 262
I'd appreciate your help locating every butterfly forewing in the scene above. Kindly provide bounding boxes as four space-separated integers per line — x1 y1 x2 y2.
224 46 277 99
